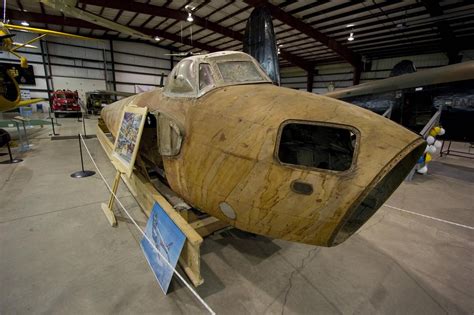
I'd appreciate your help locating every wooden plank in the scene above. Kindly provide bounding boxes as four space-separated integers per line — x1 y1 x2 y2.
190 216 229 237
96 126 113 158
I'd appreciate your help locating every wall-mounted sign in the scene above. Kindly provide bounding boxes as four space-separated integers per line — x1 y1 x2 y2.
0 63 36 85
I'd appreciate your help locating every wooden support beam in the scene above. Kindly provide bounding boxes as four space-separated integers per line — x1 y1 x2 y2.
243 0 362 67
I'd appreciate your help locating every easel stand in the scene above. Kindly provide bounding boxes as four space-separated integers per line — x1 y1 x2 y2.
100 165 121 227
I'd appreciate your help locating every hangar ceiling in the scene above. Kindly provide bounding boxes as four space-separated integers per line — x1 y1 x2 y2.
5 0 474 70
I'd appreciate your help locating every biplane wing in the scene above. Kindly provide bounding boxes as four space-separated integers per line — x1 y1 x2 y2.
18 98 45 107
4 23 93 41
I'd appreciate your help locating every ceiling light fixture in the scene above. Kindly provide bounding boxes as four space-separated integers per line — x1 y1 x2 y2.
347 32 354 41
154 36 161 41
346 24 355 28
396 22 406 29
187 12 194 22
21 21 30 26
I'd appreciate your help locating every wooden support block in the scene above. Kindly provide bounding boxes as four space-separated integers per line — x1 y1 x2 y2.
101 203 117 227
100 168 121 227
191 216 229 237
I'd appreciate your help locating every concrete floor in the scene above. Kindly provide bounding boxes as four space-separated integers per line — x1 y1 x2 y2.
0 117 473 314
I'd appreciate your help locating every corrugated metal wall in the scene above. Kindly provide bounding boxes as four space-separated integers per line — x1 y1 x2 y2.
3 30 474 112
0 31 176 112
281 51 474 94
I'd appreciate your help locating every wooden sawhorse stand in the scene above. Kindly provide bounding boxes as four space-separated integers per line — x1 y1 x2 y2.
100 164 123 227
96 126 228 286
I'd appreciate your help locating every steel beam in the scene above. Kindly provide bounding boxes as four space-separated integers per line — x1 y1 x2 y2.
77 0 308 71
6 9 217 52
421 0 461 64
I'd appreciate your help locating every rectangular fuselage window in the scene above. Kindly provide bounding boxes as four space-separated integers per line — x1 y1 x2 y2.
278 123 356 172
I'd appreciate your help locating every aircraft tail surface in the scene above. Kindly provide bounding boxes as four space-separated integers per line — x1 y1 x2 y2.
243 6 280 85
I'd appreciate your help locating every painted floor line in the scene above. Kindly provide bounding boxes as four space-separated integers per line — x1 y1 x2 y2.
384 204 474 230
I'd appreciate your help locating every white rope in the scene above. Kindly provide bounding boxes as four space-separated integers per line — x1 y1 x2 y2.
384 204 474 230
79 134 215 315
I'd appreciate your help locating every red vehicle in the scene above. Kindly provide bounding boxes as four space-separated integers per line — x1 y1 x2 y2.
51 89 81 117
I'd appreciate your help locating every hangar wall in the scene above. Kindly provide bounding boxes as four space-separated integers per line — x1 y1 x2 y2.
0 31 176 112
281 50 474 94
3 30 474 110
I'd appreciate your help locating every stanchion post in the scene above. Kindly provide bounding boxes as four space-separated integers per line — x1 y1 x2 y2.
0 142 23 164
82 112 87 138
50 117 59 136
70 134 95 178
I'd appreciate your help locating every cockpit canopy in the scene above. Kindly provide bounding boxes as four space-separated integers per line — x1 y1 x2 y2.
163 51 272 98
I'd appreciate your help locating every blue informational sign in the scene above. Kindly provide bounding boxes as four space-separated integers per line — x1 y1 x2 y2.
140 202 186 294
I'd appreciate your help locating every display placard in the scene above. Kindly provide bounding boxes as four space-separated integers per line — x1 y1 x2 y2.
0 63 36 85
140 202 186 294
112 105 147 177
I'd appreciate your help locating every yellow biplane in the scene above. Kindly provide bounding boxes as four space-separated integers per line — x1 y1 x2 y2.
0 22 92 112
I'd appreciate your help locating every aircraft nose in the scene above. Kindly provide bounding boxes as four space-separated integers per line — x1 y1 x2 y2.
328 138 426 246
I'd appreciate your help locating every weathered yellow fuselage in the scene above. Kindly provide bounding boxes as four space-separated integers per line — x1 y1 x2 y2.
102 83 425 246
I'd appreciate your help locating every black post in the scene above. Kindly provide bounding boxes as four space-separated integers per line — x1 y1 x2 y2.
70 134 95 178
50 117 59 136
110 40 117 91
82 113 87 138
79 133 85 172
0 142 23 164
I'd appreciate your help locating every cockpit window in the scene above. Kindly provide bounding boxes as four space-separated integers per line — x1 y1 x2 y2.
277 122 356 172
217 61 265 83
199 63 214 90
168 60 196 95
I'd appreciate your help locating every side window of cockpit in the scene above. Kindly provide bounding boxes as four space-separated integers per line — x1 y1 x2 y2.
277 122 356 172
169 60 195 94
199 63 214 90
156 112 184 156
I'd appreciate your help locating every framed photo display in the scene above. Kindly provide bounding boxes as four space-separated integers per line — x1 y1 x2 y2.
112 105 148 177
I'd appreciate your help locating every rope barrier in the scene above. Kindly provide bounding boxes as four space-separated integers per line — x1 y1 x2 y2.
79 134 215 315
